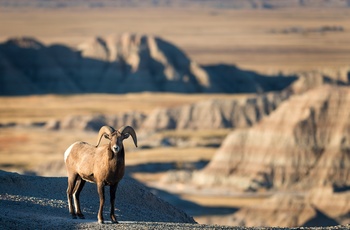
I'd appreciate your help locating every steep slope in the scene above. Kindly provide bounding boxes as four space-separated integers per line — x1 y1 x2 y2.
0 36 296 95
193 85 350 191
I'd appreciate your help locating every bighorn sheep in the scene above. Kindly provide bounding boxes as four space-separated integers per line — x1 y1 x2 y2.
64 125 137 224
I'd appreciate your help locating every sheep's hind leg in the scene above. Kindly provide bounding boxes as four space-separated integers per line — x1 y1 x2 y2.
67 173 78 219
73 176 86 219
110 183 118 223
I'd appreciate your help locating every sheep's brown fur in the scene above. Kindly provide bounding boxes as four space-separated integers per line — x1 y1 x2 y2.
64 125 137 224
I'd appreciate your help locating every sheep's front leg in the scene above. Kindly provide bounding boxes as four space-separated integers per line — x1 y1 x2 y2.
97 182 105 224
110 183 118 223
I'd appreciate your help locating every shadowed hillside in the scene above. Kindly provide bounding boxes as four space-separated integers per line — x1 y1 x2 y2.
0 36 296 95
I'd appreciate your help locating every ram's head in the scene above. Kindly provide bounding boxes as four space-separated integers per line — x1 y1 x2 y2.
96 126 137 153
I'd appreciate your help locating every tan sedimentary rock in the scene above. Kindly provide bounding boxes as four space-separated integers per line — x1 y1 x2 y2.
194 85 350 191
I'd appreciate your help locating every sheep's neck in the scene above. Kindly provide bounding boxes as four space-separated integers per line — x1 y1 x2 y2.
108 145 125 167
104 146 125 185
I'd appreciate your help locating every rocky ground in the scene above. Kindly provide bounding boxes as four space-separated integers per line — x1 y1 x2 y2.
1 170 350 230
0 170 195 229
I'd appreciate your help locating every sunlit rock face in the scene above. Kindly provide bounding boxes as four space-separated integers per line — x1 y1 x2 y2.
196 85 350 191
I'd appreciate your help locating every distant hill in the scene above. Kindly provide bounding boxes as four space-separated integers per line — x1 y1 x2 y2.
0 36 296 95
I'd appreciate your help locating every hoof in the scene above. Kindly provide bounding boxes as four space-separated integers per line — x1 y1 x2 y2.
77 214 85 219
98 220 104 224
71 214 77 219
111 215 118 224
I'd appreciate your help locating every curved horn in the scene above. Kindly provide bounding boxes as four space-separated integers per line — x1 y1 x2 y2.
96 126 115 147
118 126 138 147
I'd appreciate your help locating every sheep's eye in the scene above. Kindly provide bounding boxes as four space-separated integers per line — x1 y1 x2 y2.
124 133 130 139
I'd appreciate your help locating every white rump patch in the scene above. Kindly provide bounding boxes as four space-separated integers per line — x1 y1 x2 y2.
64 142 78 162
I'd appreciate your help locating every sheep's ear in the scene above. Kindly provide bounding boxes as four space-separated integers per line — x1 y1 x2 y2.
123 133 130 139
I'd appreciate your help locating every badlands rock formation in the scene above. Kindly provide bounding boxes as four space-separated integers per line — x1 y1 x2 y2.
0 36 296 95
42 91 290 133
156 84 350 227
31 72 348 134
195 85 350 191
142 91 290 131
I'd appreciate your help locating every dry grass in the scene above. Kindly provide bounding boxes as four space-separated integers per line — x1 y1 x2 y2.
1 8 350 73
